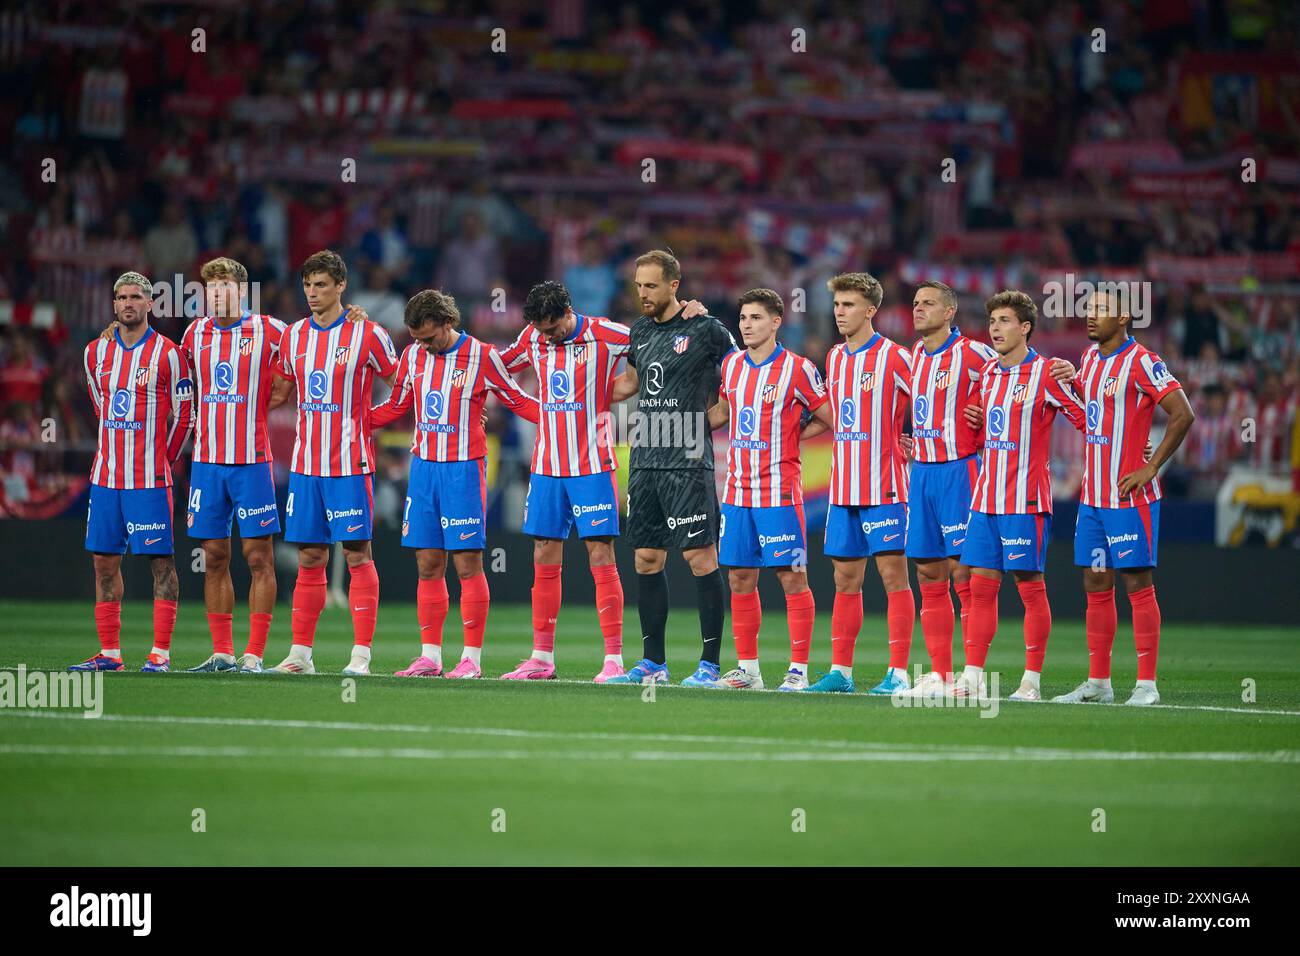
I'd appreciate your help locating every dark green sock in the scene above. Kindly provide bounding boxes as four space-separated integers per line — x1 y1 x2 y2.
695 567 724 665
637 570 669 664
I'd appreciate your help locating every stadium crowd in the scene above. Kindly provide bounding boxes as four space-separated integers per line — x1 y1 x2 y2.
2 0 1297 519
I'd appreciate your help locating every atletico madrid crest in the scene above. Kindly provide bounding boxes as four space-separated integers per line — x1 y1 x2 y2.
240 337 255 357
135 367 150 387
334 346 351 366
571 344 588 365
762 384 777 404
859 371 875 392
450 368 466 388
1012 383 1028 404
673 335 690 354
935 370 950 389
1104 376 1118 397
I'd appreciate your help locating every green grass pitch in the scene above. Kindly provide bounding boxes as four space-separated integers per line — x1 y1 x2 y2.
1 598 1297 865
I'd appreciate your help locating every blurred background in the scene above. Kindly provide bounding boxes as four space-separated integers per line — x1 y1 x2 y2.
1 0 1297 571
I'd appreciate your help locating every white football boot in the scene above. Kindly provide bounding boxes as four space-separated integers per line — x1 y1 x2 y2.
717 667 765 690
1051 679 1114 704
1125 682 1161 706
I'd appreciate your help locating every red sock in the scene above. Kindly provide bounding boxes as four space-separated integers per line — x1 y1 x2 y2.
830 591 862 668
532 564 562 654
459 572 490 649
207 612 234 655
591 564 624 655
1017 579 1051 673
417 577 449 647
1129 585 1161 681
1086 588 1117 679
152 599 177 652
919 581 955 679
886 588 915 670
246 612 272 658
731 590 761 661
348 560 380 647
785 588 815 665
94 601 121 653
964 575 1001 668
291 565 328 648
955 579 973 648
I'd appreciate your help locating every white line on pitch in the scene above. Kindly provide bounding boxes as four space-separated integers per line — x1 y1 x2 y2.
1 742 1297 765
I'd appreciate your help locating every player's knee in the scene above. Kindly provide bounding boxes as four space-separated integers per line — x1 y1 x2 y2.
243 543 273 576
728 569 758 593
776 570 808 594
634 549 665 574
1120 569 1153 593
586 539 616 567
453 552 483 579
204 540 232 570
915 560 948 585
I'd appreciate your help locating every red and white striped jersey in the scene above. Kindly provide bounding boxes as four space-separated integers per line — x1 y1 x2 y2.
83 327 193 490
499 315 629 476
826 333 911 506
276 312 399 477
371 333 539 461
969 349 1087 515
720 345 828 508
1075 338 1182 509
181 313 287 465
909 330 998 463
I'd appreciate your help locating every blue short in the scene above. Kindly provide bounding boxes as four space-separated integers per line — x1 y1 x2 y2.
719 502 807 568
905 455 979 559
403 458 487 551
824 502 907 558
960 511 1051 573
187 461 280 539
85 484 174 555
523 471 620 539
1074 501 1160 570
285 472 374 544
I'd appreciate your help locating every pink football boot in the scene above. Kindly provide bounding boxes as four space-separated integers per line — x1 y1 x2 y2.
395 656 443 677
592 660 625 683
500 658 557 680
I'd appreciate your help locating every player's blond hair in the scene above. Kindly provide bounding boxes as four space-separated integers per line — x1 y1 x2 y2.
827 272 884 308
113 271 152 296
200 257 248 284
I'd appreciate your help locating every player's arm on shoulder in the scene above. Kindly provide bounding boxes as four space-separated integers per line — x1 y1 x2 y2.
681 299 707 319
343 303 369 323
83 343 103 414
1048 356 1076 382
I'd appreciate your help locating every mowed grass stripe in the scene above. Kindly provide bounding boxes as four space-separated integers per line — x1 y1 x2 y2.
4 742 1300 765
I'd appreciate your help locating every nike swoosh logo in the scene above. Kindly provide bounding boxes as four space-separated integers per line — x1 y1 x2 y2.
687 529 704 538
704 637 718 643
636 343 648 349
460 532 476 540
1137 651 1149 657
1118 549 1133 558
144 537 162 545
773 549 790 557
883 533 900 542
952 537 965 545
463 621 477 628
354 606 370 611
347 524 363 532
1008 552 1026 559
591 517 608 526
260 517 274 526
598 605 614 614
792 640 808 647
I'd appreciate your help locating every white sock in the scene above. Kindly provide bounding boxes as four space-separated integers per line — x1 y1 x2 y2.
1090 676 1113 690
102 648 122 660
1022 669 1041 690
604 653 623 667
1135 678 1157 690
289 644 312 661
963 664 983 681
350 644 371 662
149 646 170 660
421 643 443 665
214 652 234 662
461 646 482 665
531 649 555 664
739 658 760 677
831 663 853 678
788 661 808 677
